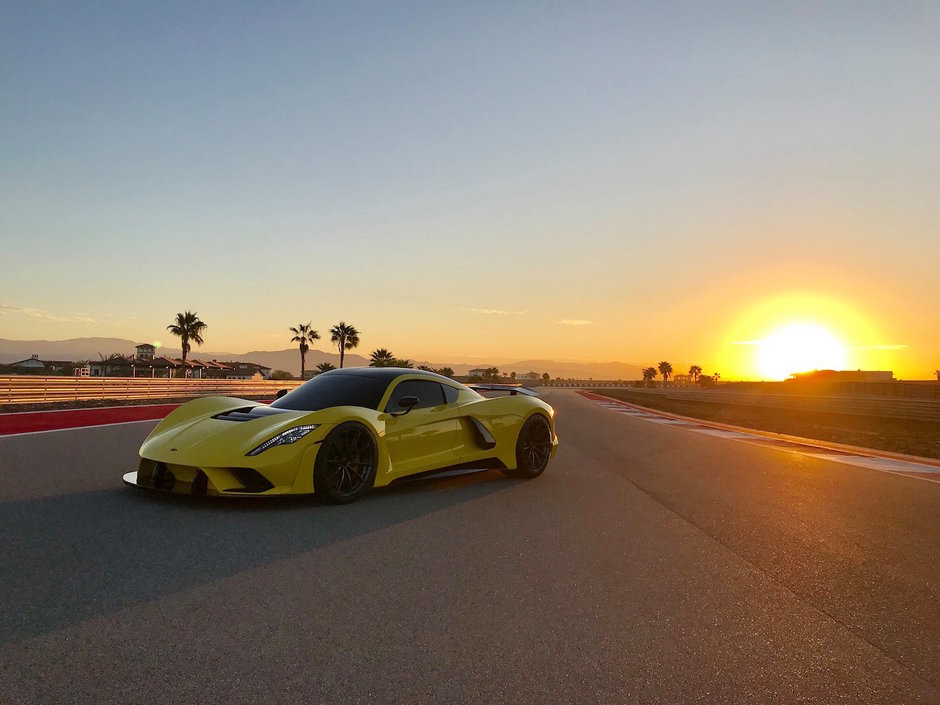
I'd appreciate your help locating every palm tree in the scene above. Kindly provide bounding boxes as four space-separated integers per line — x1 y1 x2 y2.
417 364 434 371
289 322 320 380
658 361 673 388
330 322 360 368
437 367 455 378
714 371 721 384
642 366 657 387
689 364 702 382
369 348 395 367
166 311 207 377
313 362 335 376
935 369 940 381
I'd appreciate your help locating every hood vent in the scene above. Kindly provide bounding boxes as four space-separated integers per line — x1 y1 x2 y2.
213 406 292 423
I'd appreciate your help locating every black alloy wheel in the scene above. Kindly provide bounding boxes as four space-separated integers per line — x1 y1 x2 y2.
314 422 378 504
508 415 553 478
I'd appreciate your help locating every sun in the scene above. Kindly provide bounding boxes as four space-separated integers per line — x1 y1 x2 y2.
757 323 847 380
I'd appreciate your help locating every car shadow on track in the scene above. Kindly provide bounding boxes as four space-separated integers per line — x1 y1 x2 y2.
0 469 516 644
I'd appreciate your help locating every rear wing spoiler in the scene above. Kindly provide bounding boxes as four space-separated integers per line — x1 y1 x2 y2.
468 384 540 397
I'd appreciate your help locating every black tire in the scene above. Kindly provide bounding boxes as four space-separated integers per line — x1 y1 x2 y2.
505 414 553 479
314 422 378 504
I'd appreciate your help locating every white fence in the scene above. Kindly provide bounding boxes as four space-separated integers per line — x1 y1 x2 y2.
0 376 303 405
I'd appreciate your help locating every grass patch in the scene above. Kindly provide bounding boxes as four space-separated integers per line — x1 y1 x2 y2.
588 389 940 460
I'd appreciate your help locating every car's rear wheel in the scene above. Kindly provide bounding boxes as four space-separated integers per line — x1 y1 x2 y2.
505 414 553 478
314 422 378 504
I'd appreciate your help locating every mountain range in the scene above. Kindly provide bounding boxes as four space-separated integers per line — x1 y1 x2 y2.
0 337 644 380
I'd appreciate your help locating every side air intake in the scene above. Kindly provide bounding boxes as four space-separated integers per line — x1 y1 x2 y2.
468 417 497 450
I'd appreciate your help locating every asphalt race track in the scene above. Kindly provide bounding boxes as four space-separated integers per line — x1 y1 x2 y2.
1 391 938 704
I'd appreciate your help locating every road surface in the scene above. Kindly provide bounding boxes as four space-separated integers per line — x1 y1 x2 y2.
1 390 937 704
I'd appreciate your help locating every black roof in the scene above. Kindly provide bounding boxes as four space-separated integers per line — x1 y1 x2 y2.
323 367 457 384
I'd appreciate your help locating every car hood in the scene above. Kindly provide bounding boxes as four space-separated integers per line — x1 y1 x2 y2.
140 404 326 466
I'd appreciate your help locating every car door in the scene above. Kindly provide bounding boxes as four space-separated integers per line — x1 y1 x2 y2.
383 379 459 478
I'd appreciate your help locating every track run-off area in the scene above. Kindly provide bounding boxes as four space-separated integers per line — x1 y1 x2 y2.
1 390 937 704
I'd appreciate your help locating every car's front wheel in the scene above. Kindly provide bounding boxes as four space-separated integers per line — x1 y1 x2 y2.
505 414 553 478
314 422 378 504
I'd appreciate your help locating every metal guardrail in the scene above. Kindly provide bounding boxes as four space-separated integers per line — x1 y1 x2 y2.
541 381 632 388
0 376 303 405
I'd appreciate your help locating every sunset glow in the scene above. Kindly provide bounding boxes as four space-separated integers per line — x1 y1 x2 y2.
756 324 848 380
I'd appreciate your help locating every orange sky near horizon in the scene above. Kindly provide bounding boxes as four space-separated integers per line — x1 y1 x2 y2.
1 273 935 380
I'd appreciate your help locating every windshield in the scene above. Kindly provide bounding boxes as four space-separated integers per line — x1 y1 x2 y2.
269 373 388 412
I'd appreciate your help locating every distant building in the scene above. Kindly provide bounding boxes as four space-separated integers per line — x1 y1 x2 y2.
518 371 541 382
10 355 46 369
195 360 234 379
221 361 272 380
83 355 269 379
788 370 894 383
89 355 137 377
135 343 155 361
672 373 693 387
9 355 73 373
468 367 491 377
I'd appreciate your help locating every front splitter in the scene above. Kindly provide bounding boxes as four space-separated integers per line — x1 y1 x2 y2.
122 470 312 499
123 470 170 493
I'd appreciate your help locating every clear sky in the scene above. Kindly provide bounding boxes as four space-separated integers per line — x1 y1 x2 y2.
1 2 938 378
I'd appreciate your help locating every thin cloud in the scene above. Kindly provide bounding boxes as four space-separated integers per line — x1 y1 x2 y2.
731 340 909 351
0 302 96 324
556 319 593 326
465 308 527 316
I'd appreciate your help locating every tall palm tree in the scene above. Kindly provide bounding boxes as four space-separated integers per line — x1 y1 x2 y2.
642 366 657 387
714 372 721 384
437 367 455 378
369 348 395 367
658 361 673 388
313 362 336 376
935 369 940 381
289 323 320 379
689 364 702 382
166 311 207 377
330 322 360 368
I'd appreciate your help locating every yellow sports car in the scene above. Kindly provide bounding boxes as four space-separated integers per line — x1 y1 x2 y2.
123 368 558 503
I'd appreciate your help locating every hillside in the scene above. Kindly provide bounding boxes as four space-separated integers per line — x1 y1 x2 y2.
0 338 644 379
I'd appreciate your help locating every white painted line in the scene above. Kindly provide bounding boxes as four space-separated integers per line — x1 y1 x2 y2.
802 453 940 476
0 419 161 439
0 403 179 417
692 428 760 440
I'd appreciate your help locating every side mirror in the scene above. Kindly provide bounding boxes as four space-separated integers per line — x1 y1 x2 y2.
391 395 419 417
276 389 288 399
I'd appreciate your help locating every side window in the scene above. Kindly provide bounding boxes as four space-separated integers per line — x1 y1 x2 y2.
442 385 459 403
385 380 445 412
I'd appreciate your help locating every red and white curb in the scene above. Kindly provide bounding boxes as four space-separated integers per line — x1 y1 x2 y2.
579 392 940 484
0 404 180 436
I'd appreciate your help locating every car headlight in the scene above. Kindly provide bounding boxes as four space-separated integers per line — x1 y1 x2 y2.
246 425 320 456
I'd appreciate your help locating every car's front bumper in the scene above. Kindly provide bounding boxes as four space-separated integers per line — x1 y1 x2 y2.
122 470 312 497
126 447 321 497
